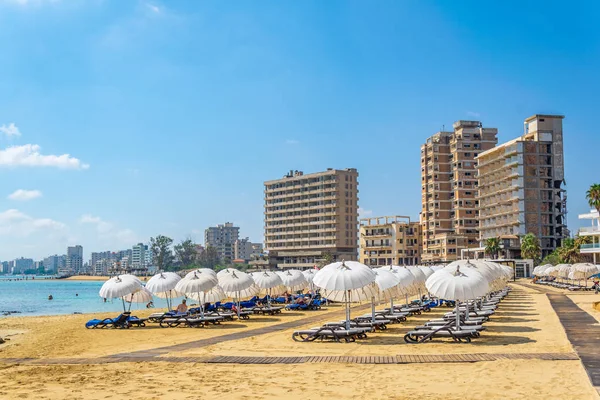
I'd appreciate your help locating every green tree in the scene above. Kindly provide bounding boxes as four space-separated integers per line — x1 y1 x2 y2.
586 184 600 214
521 233 541 262
198 246 219 269
150 235 174 271
557 236 592 264
174 238 197 268
484 237 501 259
318 252 334 268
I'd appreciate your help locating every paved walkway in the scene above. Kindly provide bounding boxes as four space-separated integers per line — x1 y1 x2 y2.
517 282 600 393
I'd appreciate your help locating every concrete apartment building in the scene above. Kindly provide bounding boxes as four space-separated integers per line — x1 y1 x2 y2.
359 215 422 266
205 222 240 262
132 243 152 269
264 168 359 269
43 255 65 274
421 121 498 263
578 209 600 263
91 251 113 269
234 238 263 262
477 115 566 258
66 245 84 274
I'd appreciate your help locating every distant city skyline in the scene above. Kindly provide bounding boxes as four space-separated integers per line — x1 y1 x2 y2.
0 1 598 261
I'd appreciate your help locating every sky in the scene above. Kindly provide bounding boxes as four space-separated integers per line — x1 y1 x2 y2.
0 0 599 261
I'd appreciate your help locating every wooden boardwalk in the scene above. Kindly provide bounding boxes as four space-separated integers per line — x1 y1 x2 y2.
0 352 579 366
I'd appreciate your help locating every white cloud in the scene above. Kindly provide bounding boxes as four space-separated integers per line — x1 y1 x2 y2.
0 123 21 137
286 139 299 145
466 111 481 118
8 189 42 201
0 209 65 237
358 207 373 217
80 214 140 245
0 144 89 169
145 3 160 13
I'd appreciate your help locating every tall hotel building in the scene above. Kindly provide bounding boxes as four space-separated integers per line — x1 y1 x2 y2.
359 215 422 266
264 169 359 269
420 121 498 263
477 115 566 258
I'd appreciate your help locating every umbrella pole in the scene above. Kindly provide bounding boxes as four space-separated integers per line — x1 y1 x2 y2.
237 291 241 319
390 297 394 312
455 302 460 330
405 293 409 308
418 288 422 305
199 291 204 318
345 290 351 330
121 297 126 313
371 295 376 324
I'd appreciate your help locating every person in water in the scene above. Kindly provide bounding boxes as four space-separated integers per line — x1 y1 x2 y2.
146 301 154 308
48 295 53 300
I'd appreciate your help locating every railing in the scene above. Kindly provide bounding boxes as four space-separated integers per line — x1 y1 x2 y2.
579 226 600 234
580 243 600 250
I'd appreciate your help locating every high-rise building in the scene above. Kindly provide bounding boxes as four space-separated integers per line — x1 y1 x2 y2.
234 238 263 262
43 254 65 273
132 243 150 269
91 251 114 269
359 216 422 266
477 114 566 258
94 259 112 276
264 168 359 269
420 121 498 263
66 245 84 274
205 223 240 262
12 257 34 274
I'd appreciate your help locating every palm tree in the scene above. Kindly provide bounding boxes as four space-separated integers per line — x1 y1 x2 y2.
587 184 600 214
484 237 501 259
521 233 541 262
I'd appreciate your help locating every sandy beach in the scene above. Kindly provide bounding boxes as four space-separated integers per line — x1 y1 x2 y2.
0 282 599 399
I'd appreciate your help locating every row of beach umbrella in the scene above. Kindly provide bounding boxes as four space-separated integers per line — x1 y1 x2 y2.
99 261 512 330
533 263 600 281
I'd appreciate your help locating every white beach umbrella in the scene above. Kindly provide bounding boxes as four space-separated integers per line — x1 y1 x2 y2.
426 267 489 329
420 267 435 279
217 268 242 278
99 276 142 311
146 272 183 310
378 265 415 308
187 285 226 304
314 261 376 329
218 269 258 318
175 272 218 317
556 264 572 280
369 268 403 322
302 268 319 294
252 271 285 304
122 287 153 311
185 268 217 279
277 269 308 292
571 263 599 284
118 274 143 284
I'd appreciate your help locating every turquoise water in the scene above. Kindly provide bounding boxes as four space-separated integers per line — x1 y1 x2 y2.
0 278 182 317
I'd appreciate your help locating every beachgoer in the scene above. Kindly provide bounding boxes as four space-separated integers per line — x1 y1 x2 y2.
175 299 188 314
103 298 107 303
76 293 78 297
594 279 600 294
231 304 238 313
48 295 53 300
146 301 154 308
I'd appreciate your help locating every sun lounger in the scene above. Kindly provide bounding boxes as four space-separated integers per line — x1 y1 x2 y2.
85 312 131 329
250 306 284 315
148 311 188 323
159 315 224 328
292 326 368 342
415 324 485 336
126 315 147 327
404 325 478 343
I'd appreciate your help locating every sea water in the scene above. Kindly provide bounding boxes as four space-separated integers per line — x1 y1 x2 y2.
0 277 180 317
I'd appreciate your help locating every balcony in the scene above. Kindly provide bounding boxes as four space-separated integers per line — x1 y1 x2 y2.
579 226 600 236
580 243 600 253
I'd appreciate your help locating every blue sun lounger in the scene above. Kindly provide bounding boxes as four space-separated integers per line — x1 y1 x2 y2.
85 312 131 329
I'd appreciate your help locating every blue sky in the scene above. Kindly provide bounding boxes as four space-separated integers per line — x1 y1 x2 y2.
0 0 598 261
